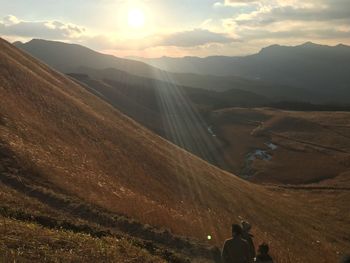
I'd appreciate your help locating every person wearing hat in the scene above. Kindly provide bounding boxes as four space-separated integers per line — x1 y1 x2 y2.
241 221 256 261
222 224 252 263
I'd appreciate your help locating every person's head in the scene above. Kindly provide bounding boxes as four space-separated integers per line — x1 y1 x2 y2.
231 224 243 237
241 221 252 232
258 243 270 255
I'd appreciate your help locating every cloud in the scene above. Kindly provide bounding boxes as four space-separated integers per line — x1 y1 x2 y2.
1 14 235 51
158 28 235 47
0 15 87 40
3 15 20 25
233 0 350 26
235 23 350 40
221 0 350 43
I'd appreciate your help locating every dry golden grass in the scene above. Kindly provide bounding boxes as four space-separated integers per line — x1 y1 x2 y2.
0 38 349 262
0 216 164 263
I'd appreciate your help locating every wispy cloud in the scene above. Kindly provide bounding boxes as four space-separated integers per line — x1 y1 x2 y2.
0 15 87 40
222 0 350 42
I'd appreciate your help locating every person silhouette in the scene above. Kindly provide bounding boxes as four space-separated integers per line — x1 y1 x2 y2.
222 224 252 263
255 243 274 263
241 221 256 261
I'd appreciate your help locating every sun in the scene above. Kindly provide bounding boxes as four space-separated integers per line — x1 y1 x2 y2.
128 9 145 29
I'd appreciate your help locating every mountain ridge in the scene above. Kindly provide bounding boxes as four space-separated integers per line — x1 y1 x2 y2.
15 38 325 103
14 38 163 78
137 41 350 103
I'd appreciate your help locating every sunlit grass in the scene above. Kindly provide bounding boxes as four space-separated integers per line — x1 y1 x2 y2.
0 216 164 263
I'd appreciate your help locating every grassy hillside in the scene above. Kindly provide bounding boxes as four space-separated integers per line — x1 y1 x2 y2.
0 216 164 263
1 38 349 262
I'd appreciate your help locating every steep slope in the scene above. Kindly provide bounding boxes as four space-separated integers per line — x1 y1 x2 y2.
67 69 269 172
67 73 164 135
1 38 349 262
66 72 225 170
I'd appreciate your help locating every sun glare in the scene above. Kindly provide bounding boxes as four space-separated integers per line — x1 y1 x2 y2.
128 9 145 29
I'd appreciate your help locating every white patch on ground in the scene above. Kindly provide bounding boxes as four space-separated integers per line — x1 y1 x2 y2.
265 142 278 150
247 142 277 161
207 126 216 137
247 149 272 161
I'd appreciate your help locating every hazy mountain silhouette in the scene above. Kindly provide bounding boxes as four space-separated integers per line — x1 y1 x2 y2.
15 39 326 103
138 42 350 103
14 39 161 78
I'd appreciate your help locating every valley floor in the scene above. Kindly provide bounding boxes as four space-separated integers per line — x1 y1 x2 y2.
210 108 350 185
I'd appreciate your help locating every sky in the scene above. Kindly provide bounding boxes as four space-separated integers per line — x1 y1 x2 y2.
0 0 349 57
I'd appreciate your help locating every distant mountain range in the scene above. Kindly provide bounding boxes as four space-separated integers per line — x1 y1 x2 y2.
15 39 350 104
13 39 160 78
136 42 350 96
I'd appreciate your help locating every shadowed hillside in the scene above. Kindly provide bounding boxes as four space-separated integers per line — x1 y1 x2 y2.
1 38 349 262
67 70 269 170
